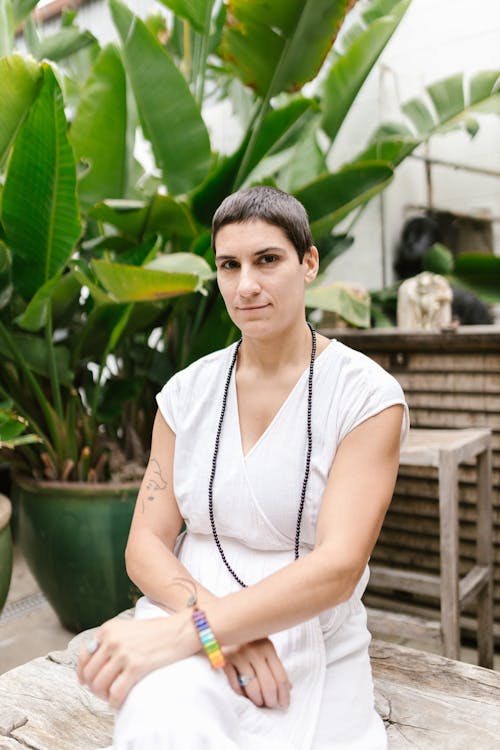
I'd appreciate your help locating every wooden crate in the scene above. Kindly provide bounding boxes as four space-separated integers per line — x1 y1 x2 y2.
323 326 500 638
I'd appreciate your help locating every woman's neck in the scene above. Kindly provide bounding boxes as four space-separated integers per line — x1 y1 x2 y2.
238 321 314 376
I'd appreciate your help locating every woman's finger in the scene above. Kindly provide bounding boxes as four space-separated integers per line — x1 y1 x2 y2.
265 654 292 709
223 662 245 697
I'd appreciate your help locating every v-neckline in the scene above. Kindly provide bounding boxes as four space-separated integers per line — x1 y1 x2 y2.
231 341 332 460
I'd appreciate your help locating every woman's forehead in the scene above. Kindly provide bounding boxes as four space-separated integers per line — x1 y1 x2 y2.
214 219 292 254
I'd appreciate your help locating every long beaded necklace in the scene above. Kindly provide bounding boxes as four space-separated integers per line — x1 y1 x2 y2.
208 323 317 587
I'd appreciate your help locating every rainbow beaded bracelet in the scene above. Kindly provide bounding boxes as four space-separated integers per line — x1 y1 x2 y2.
191 607 225 669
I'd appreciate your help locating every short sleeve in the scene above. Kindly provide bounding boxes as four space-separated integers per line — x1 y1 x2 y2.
156 373 181 433
337 367 409 447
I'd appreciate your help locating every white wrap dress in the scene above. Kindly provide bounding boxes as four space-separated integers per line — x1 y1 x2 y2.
114 338 409 749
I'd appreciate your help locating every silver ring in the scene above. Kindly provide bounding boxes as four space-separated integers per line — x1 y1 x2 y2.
237 673 254 688
86 637 100 655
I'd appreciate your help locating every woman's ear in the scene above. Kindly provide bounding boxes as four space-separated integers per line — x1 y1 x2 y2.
303 246 319 284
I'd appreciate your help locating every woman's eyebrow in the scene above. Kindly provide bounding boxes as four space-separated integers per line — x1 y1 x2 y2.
216 246 285 260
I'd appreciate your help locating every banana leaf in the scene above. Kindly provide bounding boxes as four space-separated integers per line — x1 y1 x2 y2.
92 259 201 302
191 97 317 223
294 162 393 237
70 44 129 207
0 242 12 310
0 333 73 385
220 0 354 98
110 0 211 195
12 0 39 25
359 70 500 165
0 54 41 165
305 280 370 328
156 0 214 34
0 0 14 57
322 0 410 145
37 26 97 62
451 253 500 304
89 196 197 243
2 64 82 300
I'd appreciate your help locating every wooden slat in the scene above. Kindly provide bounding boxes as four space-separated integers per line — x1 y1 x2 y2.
397 372 500 394
459 566 490 610
367 607 442 644
369 565 441 598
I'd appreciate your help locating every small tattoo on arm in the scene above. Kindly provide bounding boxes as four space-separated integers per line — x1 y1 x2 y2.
141 458 167 513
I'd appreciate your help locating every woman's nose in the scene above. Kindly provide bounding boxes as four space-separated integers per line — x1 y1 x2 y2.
237 266 260 297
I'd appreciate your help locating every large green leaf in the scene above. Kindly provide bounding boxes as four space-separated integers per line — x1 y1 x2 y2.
15 274 62 331
305 280 370 327
92 259 200 302
0 333 73 385
146 252 214 282
279 115 326 192
12 0 38 24
294 162 393 237
192 97 316 223
0 0 14 57
0 242 12 310
220 0 353 98
70 44 128 207
451 253 500 304
156 0 214 33
360 70 500 165
2 64 82 300
322 0 410 144
89 196 197 242
0 54 41 165
37 26 97 62
110 0 211 195
0 409 41 448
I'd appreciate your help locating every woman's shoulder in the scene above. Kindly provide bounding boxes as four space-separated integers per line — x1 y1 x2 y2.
321 337 396 384
162 343 237 395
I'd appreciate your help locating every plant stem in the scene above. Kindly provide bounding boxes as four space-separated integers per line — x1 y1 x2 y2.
183 19 191 80
195 0 214 107
0 320 62 461
0 380 57 467
45 304 63 420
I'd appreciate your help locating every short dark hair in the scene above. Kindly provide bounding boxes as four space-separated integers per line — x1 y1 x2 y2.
211 186 313 262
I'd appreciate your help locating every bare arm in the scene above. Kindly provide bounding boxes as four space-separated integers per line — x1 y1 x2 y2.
125 409 216 611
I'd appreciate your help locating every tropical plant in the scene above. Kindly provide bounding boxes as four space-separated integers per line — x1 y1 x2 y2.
1 0 499 483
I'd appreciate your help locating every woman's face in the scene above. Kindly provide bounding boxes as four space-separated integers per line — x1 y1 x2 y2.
214 219 318 338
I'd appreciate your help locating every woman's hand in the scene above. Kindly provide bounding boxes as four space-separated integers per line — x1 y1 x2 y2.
77 612 197 710
223 638 292 710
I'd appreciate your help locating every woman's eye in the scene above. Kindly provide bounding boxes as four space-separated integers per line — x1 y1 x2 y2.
259 254 278 265
220 260 239 270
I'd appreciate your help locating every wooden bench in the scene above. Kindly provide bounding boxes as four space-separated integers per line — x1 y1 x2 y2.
1 625 499 749
369 427 494 667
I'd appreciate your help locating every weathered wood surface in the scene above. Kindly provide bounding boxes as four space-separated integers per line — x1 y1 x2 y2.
371 640 500 749
326 326 500 633
0 630 113 750
1 629 499 749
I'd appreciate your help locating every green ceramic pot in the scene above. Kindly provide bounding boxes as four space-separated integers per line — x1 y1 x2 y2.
0 494 13 614
14 476 141 633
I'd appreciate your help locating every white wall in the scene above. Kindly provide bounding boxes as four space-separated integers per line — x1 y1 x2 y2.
329 0 500 291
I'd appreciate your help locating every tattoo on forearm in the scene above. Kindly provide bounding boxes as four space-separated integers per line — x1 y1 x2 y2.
141 457 167 513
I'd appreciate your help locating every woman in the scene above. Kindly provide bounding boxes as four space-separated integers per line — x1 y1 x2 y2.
78 186 409 749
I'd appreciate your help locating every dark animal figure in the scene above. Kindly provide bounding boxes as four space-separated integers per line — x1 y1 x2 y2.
394 216 491 325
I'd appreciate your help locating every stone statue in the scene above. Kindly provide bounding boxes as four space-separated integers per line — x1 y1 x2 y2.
397 271 453 331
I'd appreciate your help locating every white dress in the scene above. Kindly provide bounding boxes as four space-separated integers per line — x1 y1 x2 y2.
114 339 409 749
